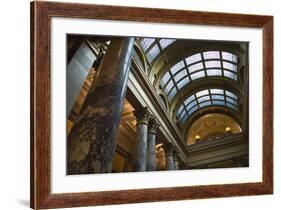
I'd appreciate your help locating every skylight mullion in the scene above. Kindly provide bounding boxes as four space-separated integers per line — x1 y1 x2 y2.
208 89 213 105
219 51 225 77
183 60 192 82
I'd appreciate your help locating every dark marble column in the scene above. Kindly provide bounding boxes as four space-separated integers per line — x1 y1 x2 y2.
164 143 175 170
173 150 179 170
67 37 135 174
133 107 150 172
147 117 159 171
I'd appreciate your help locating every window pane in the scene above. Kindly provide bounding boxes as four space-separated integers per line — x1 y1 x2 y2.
170 61 185 75
174 69 187 82
213 100 225 106
164 79 174 93
188 62 204 73
147 45 160 63
205 60 221 68
224 70 237 80
177 105 184 116
188 105 198 115
184 95 195 105
222 52 237 63
159 39 176 49
226 97 237 105
203 51 220 59
140 38 155 51
177 78 189 90
197 95 210 103
179 109 186 119
227 102 237 110
199 101 212 108
210 89 223 94
211 94 224 100
168 87 177 101
206 69 222 76
186 100 197 111
223 61 237 71
225 91 238 99
185 53 202 65
182 114 189 123
196 89 209 98
161 72 171 84
190 71 205 80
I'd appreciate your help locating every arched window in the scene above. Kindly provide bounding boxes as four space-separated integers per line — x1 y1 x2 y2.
176 88 238 125
160 51 238 102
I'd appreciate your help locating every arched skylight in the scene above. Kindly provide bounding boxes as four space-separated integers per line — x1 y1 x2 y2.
160 51 238 102
139 38 176 64
176 88 238 125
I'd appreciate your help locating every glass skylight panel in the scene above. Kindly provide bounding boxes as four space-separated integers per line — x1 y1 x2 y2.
226 97 237 105
168 87 177 101
205 60 221 68
225 91 237 100
222 52 237 63
188 105 198 115
177 78 189 90
147 44 160 63
174 69 187 82
186 100 197 111
211 95 224 100
213 100 225 106
224 70 237 80
226 102 237 110
199 101 212 108
179 108 187 119
159 39 176 49
190 71 205 80
161 72 171 84
206 69 222 76
223 61 237 71
196 89 208 98
140 38 155 51
198 95 210 103
170 61 185 75
177 105 184 116
182 114 189 123
185 53 202 65
210 89 223 94
188 62 204 73
203 51 220 60
165 80 174 93
184 95 195 105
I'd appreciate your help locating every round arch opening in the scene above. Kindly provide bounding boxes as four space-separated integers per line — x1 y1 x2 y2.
186 113 242 145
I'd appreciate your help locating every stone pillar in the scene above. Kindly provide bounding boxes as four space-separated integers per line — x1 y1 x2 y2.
133 107 150 172
173 150 179 170
67 37 135 174
147 117 159 171
165 143 175 170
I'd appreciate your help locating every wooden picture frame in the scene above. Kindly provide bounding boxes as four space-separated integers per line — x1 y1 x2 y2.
31 1 273 209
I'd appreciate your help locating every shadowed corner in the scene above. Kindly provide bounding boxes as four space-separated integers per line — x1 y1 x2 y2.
18 199 30 207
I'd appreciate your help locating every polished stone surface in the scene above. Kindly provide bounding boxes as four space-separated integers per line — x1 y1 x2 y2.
67 37 135 174
164 143 175 170
133 107 150 172
147 117 158 171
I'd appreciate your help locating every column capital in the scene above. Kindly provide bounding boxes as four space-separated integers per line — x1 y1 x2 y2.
148 117 159 134
134 107 150 125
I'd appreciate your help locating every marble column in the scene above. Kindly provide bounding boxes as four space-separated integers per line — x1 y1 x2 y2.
165 143 175 170
133 107 150 172
67 37 135 174
173 150 179 170
147 117 159 171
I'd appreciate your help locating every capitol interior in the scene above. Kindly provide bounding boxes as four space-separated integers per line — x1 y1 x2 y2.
66 35 249 175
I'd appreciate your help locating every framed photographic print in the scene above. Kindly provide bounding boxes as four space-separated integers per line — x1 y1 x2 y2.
30 1 273 209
